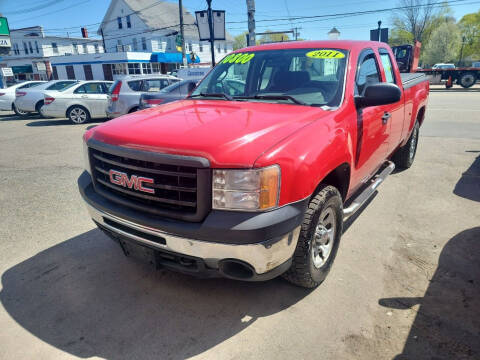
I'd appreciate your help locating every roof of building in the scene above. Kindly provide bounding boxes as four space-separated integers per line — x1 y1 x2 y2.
11 25 102 42
98 0 233 41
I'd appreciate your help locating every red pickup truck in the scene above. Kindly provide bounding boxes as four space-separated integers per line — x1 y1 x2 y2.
79 40 429 288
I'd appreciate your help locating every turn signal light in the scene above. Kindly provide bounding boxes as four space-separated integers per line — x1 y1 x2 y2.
44 97 55 105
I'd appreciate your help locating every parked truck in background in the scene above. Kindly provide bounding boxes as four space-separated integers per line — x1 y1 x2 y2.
79 40 429 288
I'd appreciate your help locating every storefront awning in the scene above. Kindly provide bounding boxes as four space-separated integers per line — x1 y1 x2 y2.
150 52 200 64
12 65 33 74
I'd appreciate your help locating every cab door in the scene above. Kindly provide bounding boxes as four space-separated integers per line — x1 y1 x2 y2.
378 48 404 156
354 49 391 183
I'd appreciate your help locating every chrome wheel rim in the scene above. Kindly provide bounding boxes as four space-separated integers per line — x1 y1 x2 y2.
312 207 336 268
409 125 418 160
70 108 87 123
14 104 27 115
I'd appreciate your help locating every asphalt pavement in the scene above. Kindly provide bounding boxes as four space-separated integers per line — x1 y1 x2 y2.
0 87 479 360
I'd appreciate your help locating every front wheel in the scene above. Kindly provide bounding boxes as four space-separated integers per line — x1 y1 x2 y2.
12 103 28 116
459 73 476 88
283 185 343 288
68 106 90 124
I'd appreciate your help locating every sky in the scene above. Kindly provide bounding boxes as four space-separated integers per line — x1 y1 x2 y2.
0 0 479 41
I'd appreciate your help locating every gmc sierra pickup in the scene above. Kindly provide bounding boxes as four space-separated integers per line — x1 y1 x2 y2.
79 41 429 288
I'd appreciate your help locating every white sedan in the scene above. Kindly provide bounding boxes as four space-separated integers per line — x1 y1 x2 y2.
41 81 113 124
0 81 45 115
14 80 78 115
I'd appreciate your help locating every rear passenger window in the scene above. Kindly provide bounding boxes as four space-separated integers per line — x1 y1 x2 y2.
127 80 143 91
379 50 396 84
356 52 381 95
74 83 105 94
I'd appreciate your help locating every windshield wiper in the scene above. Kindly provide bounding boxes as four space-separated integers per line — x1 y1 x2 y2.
189 92 233 101
235 94 307 106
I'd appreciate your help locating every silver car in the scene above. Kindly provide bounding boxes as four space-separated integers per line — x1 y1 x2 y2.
14 80 78 115
0 81 45 115
41 81 113 124
106 75 180 118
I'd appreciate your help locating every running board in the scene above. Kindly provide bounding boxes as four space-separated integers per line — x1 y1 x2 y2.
343 161 395 218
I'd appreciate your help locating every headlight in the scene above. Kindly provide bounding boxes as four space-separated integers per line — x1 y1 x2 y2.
212 165 280 211
83 139 91 174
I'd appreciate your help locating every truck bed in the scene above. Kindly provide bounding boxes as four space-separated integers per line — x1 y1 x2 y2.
401 73 427 89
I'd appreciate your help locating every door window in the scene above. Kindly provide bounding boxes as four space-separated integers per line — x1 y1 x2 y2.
379 49 396 84
356 51 381 95
142 79 170 92
75 83 106 94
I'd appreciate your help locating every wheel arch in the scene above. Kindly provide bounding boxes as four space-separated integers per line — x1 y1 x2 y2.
313 162 351 202
416 105 426 127
35 99 44 112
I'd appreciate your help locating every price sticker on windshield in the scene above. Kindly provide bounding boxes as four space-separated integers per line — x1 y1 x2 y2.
306 50 345 59
221 53 255 64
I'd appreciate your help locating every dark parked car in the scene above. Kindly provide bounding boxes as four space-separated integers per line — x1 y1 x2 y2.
139 79 197 109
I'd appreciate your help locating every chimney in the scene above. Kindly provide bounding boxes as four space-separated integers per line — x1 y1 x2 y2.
81 27 88 38
328 27 340 40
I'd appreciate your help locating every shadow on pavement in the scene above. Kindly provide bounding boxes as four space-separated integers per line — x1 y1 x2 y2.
453 155 480 202
0 229 311 359
379 227 480 359
26 119 103 127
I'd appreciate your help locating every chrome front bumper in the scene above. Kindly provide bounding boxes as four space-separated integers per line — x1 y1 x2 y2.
86 202 300 275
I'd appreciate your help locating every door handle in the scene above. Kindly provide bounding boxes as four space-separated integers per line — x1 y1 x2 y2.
382 112 391 125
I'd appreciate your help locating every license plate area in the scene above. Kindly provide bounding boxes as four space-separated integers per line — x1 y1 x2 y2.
120 238 159 268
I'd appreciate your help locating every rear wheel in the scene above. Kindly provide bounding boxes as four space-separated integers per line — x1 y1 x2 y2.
459 72 476 88
12 103 28 116
283 185 343 288
68 106 90 124
392 121 419 169
35 100 44 113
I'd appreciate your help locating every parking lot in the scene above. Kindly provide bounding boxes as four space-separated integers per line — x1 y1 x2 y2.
0 87 479 359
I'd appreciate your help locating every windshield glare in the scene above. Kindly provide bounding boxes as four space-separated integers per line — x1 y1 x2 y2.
191 48 348 107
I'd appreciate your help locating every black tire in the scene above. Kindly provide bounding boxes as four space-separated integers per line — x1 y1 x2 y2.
283 185 343 288
392 121 419 169
459 72 476 88
35 100 44 113
12 103 28 116
67 105 91 124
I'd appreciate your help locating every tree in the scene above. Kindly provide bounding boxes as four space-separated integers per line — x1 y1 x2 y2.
423 21 462 65
233 32 248 50
391 0 438 42
389 28 414 46
458 10 480 59
257 31 291 44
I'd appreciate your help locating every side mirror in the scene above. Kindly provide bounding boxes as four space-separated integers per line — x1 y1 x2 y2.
355 83 401 108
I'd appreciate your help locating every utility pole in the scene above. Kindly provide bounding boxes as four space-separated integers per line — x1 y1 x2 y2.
179 0 187 67
377 21 381 42
207 0 215 66
458 36 466 66
100 28 107 53
246 0 255 46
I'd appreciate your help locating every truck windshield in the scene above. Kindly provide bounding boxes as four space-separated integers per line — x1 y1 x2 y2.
190 48 348 107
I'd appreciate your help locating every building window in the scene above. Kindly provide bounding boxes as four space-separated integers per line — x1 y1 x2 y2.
94 43 99 53
66 65 75 79
142 63 152 74
152 63 161 73
12 43 19 55
132 38 138 51
83 65 93 80
52 66 58 80
141 37 147 51
224 43 227 53
73 43 78 54
217 44 221 52
199 42 203 52
128 63 141 74
158 38 163 50
126 15 131 28
188 42 192 52
23 42 28 54
35 41 39 53
117 17 123 29
117 40 122 52
112 63 127 75
51 43 59 54
83 44 88 53
28 41 33 53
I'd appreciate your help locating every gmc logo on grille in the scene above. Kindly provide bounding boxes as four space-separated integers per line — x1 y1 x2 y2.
108 169 155 194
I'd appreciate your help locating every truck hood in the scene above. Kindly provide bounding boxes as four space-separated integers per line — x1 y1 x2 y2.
91 99 328 167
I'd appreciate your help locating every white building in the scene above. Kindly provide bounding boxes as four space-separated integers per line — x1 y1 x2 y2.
0 26 104 81
98 0 233 68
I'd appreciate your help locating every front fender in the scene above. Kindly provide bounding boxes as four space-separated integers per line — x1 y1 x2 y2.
254 115 352 206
